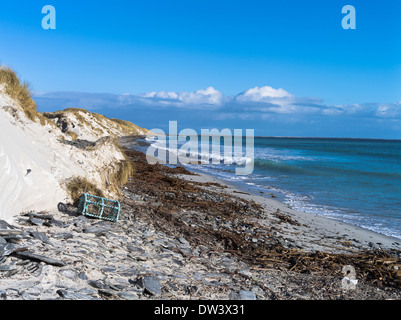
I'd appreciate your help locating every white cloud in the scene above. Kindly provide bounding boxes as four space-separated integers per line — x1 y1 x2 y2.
142 91 179 100
236 86 294 105
33 87 401 123
140 86 224 107
180 87 224 105
375 102 401 118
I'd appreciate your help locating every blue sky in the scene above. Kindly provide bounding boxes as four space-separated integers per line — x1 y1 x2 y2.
1 0 400 138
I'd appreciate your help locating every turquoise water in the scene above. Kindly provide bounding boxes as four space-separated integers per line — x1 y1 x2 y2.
141 136 401 240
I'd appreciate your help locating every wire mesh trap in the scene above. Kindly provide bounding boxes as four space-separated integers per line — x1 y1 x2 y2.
77 194 120 222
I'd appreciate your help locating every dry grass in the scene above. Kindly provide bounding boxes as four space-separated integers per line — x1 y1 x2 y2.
0 66 38 121
65 139 134 204
112 159 134 191
110 118 146 135
66 176 105 206
108 138 134 193
0 66 55 127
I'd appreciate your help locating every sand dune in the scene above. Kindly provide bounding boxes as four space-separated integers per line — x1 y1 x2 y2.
0 89 145 222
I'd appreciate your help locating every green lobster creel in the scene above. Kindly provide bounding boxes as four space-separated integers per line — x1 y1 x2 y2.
77 194 120 222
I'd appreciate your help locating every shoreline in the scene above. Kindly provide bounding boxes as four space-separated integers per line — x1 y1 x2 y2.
178 171 401 253
1 143 401 300
123 135 401 253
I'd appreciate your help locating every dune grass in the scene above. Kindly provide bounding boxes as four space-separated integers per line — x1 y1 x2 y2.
66 177 106 206
0 66 39 121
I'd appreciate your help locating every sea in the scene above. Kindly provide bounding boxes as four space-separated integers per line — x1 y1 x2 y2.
131 135 401 240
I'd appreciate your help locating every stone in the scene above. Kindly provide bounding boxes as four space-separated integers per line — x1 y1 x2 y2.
178 237 190 246
78 272 88 280
83 226 108 235
88 280 106 289
143 276 162 296
0 263 17 272
75 215 91 224
29 217 43 226
118 291 139 300
57 289 99 300
0 243 23 257
0 220 15 230
238 290 256 300
15 251 66 267
52 232 73 240
59 268 78 280
127 244 146 253
0 229 23 237
30 231 52 244
25 212 54 221
133 276 162 296
98 289 116 297
43 219 68 228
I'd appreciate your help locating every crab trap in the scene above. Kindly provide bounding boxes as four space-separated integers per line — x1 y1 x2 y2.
77 194 120 222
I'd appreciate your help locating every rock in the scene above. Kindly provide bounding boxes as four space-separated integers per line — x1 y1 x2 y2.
15 251 66 267
0 220 15 230
102 266 116 273
127 244 146 254
98 289 117 297
57 289 100 300
118 291 139 300
78 272 88 280
0 229 23 237
143 276 162 296
239 290 256 300
21 292 33 300
43 219 68 228
0 263 17 272
83 226 108 235
74 215 91 226
88 280 106 289
30 231 52 244
29 217 44 226
52 232 73 240
133 276 162 296
59 268 78 280
178 237 190 246
25 212 54 221
0 243 26 257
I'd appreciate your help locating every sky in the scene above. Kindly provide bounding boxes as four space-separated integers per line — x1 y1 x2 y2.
0 0 400 138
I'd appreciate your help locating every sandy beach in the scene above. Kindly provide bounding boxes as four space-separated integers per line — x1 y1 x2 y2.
1 143 401 300
123 135 401 254
0 95 400 300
